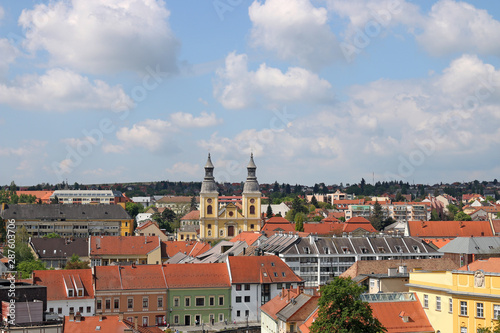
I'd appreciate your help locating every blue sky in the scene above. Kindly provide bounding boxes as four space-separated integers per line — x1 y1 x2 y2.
1 0 500 187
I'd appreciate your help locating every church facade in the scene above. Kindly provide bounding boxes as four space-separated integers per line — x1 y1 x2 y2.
199 154 262 240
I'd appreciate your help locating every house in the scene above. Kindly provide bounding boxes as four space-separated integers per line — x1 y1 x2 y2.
30 237 89 269
229 231 266 247
161 240 211 260
131 196 155 208
438 236 500 267
226 256 303 324
177 210 200 241
89 236 162 267
406 220 494 238
408 258 500 333
50 189 128 205
32 269 94 319
260 286 318 333
261 202 290 217
0 203 134 237
94 265 168 327
261 217 296 236
15 190 54 204
156 196 199 215
135 213 153 223
164 263 231 327
134 221 168 241
256 233 443 287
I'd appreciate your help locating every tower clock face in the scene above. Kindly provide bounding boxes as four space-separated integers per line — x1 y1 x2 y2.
250 198 255 203
207 198 212 204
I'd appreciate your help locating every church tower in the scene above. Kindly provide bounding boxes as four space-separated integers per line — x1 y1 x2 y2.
199 154 218 239
242 153 261 230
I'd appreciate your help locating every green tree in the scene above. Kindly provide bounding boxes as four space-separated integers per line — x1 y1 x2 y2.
266 204 273 219
65 254 90 269
295 213 305 232
43 233 61 239
9 181 17 192
477 319 500 333
190 196 197 211
310 277 386 333
18 260 46 278
454 211 472 221
369 201 384 231
447 204 459 220
430 209 440 221
310 196 319 208
125 202 144 219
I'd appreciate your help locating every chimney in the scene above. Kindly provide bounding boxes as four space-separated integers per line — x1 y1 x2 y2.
75 312 81 322
69 309 75 322
118 312 123 322
388 267 397 276
399 265 407 274
134 316 138 330
99 314 103 322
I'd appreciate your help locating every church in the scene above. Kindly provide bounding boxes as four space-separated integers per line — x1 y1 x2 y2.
199 154 262 240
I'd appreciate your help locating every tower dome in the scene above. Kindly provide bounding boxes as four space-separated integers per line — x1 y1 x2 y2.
243 153 260 193
200 153 218 193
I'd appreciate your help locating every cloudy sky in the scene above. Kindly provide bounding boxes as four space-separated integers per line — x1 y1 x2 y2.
1 0 499 187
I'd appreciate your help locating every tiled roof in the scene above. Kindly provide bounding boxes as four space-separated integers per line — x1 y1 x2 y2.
298 307 318 333
161 240 211 258
228 256 303 284
16 190 54 202
266 216 291 224
1 204 131 220
422 238 452 248
181 210 200 220
458 258 500 273
229 232 263 246
94 265 167 291
303 222 342 235
33 269 94 300
343 217 377 233
408 220 493 238
90 236 160 256
135 220 156 231
64 315 129 333
340 258 459 279
369 296 434 333
163 263 230 288
31 237 88 259
260 287 302 320
156 196 199 203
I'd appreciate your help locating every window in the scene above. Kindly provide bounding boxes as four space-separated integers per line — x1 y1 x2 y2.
157 297 163 308
174 315 179 324
127 298 133 309
69 307 74 314
424 294 428 308
236 296 242 303
449 298 453 313
245 310 249 317
282 272 286 277
49 307 54 313
58 308 62 314
143 297 148 309
236 310 240 317
245 284 250 290
461 328 467 333
209 297 215 306
142 317 148 327
277 283 282 289
436 296 441 311
477 303 484 318
244 296 250 302
105 299 111 310
250 205 255 214
219 296 224 306
461 301 468 316
208 224 212 229
68 289 74 297
174 297 179 307
86 307 91 313
207 205 212 215
219 313 224 322
196 297 205 307
274 272 278 277
236 284 242 291
185 297 191 307
78 289 83 297
114 299 119 309
250 224 254 229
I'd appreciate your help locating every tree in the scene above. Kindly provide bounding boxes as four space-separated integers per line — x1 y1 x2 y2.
9 181 17 192
266 204 273 219
454 211 472 221
369 201 384 231
477 319 500 333
310 196 319 208
125 202 144 219
295 213 305 232
430 209 440 221
310 277 386 333
190 196 197 211
18 260 46 279
65 254 90 270
447 204 459 220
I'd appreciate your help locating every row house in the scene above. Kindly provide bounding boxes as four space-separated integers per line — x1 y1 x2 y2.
30 237 89 269
50 189 128 205
156 196 199 215
345 202 430 222
256 233 443 287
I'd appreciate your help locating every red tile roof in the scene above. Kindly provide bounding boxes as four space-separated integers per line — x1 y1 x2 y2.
33 269 94 300
16 190 54 203
298 308 318 333
163 263 230 288
260 287 302 320
408 220 493 238
492 220 500 234
161 240 211 258
90 236 160 256
229 232 263 246
228 256 303 284
94 265 167 291
135 220 156 231
458 258 500 273
303 222 342 235
343 217 377 233
422 238 453 248
64 315 129 333
369 296 434 333
181 210 200 220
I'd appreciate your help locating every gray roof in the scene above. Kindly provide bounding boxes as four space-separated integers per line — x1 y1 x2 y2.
30 237 89 259
276 293 312 321
439 237 500 254
1 204 131 220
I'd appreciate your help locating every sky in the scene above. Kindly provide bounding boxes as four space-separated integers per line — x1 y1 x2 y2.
0 0 499 187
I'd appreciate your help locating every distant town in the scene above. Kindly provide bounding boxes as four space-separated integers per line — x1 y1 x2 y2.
0 155 499 332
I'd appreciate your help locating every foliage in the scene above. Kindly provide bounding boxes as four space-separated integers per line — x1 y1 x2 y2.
430 209 440 221
313 216 323 222
310 196 319 208
310 277 386 333
339 216 346 222
447 204 459 220
369 201 384 231
125 202 144 219
477 319 500 333
266 204 273 219
43 233 61 238
152 208 177 232
190 196 197 211
65 254 90 269
454 211 472 221
18 260 46 279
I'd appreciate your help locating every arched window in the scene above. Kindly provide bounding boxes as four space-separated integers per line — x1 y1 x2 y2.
250 205 255 215
220 230 224 237
207 205 212 215
208 230 212 236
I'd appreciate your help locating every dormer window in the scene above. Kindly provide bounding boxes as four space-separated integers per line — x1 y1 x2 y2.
68 289 74 297
324 248 330 254
303 247 310 254
342 247 349 254
412 246 420 253
78 289 83 297
395 246 402 253
378 247 385 253
361 247 368 254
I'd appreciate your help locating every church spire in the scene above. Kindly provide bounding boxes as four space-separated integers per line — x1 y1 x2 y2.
201 153 218 193
243 153 260 193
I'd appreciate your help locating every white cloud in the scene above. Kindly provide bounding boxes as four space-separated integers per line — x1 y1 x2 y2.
214 52 333 109
0 6 4 20
249 0 340 69
116 119 173 151
165 162 199 177
0 39 19 79
61 137 98 148
19 0 179 74
0 68 134 111
416 0 500 56
170 111 222 128
0 140 47 157
102 143 126 154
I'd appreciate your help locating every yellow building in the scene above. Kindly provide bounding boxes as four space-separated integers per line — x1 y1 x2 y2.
199 154 261 240
408 259 500 333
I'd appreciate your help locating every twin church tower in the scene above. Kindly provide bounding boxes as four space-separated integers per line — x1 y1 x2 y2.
199 154 262 240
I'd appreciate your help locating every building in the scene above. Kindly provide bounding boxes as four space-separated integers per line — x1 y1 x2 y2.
256 233 443 287
32 269 94 319
94 265 168 327
164 263 231 327
1 204 134 237
30 237 89 269
406 220 494 239
199 154 261 240
134 221 169 241
408 258 500 333
15 190 54 204
438 236 500 267
177 210 200 241
226 256 303 324
262 202 290 218
89 236 162 267
63 313 164 332
155 196 199 215
50 190 127 205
